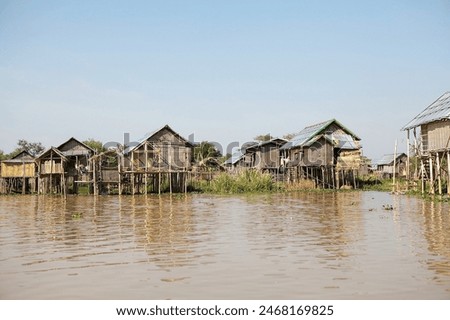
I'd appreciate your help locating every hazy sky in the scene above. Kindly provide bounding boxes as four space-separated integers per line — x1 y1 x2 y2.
1 0 449 160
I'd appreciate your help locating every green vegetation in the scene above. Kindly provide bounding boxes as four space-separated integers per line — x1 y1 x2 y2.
194 141 222 162
83 138 106 154
0 149 6 161
254 133 273 142
200 170 282 194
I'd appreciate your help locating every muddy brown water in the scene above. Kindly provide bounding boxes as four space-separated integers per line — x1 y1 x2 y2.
1 191 449 299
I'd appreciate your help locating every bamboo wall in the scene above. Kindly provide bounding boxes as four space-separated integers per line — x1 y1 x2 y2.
421 120 450 153
0 163 35 178
40 161 63 174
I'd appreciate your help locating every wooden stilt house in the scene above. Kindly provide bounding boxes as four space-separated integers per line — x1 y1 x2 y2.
374 153 407 179
36 137 95 195
57 137 95 194
402 91 450 195
244 138 287 174
36 147 68 194
223 142 258 172
0 151 37 194
280 119 362 189
90 149 123 195
122 125 194 194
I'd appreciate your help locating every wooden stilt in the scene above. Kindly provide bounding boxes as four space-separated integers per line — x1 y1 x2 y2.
50 150 53 194
131 151 135 195
392 140 397 193
332 166 336 189
158 151 161 195
421 158 425 194
93 158 98 195
429 155 435 195
437 153 442 195
406 129 410 183
321 167 325 189
118 155 122 195
22 161 26 194
144 142 148 195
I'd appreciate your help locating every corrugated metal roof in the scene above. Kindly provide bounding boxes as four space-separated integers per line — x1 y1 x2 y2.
124 125 193 154
246 138 287 150
281 119 334 150
280 119 360 150
375 153 406 166
224 149 244 165
402 92 450 130
326 133 360 150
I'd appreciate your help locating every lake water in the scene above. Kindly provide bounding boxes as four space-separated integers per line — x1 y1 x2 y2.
1 191 449 299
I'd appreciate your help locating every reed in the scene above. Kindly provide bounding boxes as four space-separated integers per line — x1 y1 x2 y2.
201 170 281 194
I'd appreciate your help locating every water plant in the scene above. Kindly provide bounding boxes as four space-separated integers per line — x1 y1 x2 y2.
201 170 281 194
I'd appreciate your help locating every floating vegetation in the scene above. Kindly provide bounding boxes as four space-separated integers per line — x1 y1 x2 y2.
71 212 83 219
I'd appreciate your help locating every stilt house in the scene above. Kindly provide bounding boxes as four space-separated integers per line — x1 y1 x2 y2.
280 119 362 188
122 125 194 194
244 138 287 173
223 142 258 171
0 151 37 194
36 147 68 194
402 91 450 194
374 153 407 179
36 138 95 194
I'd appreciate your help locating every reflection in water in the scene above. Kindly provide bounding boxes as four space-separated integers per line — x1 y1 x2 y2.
0 192 449 299
421 201 450 284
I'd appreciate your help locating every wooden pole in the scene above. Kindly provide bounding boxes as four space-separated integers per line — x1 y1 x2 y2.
50 150 53 194
131 151 135 195
158 150 161 195
437 153 442 195
321 167 325 189
144 142 148 195
118 153 122 195
93 158 98 195
420 158 425 194
169 148 172 194
22 161 26 194
331 166 336 189
429 155 435 195
62 160 66 198
447 152 450 196
413 128 418 180
392 140 397 193
406 129 410 182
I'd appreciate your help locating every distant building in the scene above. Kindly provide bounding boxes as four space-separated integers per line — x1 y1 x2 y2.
374 153 407 179
244 138 287 173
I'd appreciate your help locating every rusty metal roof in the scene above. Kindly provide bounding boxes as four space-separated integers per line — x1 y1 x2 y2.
402 92 450 130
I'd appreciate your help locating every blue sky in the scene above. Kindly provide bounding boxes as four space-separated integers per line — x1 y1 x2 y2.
1 0 449 160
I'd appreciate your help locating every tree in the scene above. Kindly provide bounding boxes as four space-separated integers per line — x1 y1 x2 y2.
10 140 45 158
194 141 222 162
0 149 7 161
283 133 297 140
83 138 106 154
254 134 273 142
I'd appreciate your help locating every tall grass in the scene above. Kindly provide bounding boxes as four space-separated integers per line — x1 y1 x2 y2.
201 170 281 194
